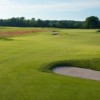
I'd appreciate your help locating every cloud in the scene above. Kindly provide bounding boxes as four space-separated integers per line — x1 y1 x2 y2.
0 0 100 19
0 0 100 11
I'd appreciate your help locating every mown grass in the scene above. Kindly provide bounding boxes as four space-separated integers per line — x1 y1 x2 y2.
0 27 100 100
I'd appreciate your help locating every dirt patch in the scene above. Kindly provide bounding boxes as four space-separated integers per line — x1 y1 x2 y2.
53 66 100 81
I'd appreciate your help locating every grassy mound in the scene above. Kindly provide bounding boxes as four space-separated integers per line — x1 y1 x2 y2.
41 58 100 72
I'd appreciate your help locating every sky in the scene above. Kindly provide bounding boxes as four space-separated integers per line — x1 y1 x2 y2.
0 0 100 21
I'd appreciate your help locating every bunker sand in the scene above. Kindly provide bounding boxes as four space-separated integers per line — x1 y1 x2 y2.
53 67 100 81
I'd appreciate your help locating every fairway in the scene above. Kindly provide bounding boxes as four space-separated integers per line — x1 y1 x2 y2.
0 27 100 100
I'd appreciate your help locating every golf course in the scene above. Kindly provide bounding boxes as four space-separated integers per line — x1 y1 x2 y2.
0 27 100 100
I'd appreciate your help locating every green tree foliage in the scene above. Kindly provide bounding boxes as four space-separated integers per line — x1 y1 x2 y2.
0 17 84 28
0 16 99 28
83 16 100 29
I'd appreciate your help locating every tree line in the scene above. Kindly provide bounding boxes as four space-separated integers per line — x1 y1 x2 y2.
0 16 100 29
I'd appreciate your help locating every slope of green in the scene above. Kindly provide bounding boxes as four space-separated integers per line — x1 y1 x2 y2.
0 27 100 100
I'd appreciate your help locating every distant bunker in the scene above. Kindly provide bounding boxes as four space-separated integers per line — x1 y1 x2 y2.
51 31 60 35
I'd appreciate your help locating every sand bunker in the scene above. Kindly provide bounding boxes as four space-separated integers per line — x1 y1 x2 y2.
53 66 100 81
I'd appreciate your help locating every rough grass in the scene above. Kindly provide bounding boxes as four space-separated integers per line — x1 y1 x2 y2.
0 27 100 100
0 27 50 37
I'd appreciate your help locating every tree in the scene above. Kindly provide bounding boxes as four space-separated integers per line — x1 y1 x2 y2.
0 17 84 28
83 16 100 29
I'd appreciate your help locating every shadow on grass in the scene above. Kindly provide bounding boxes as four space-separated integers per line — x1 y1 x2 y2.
96 30 100 33
39 58 100 73
0 37 13 41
